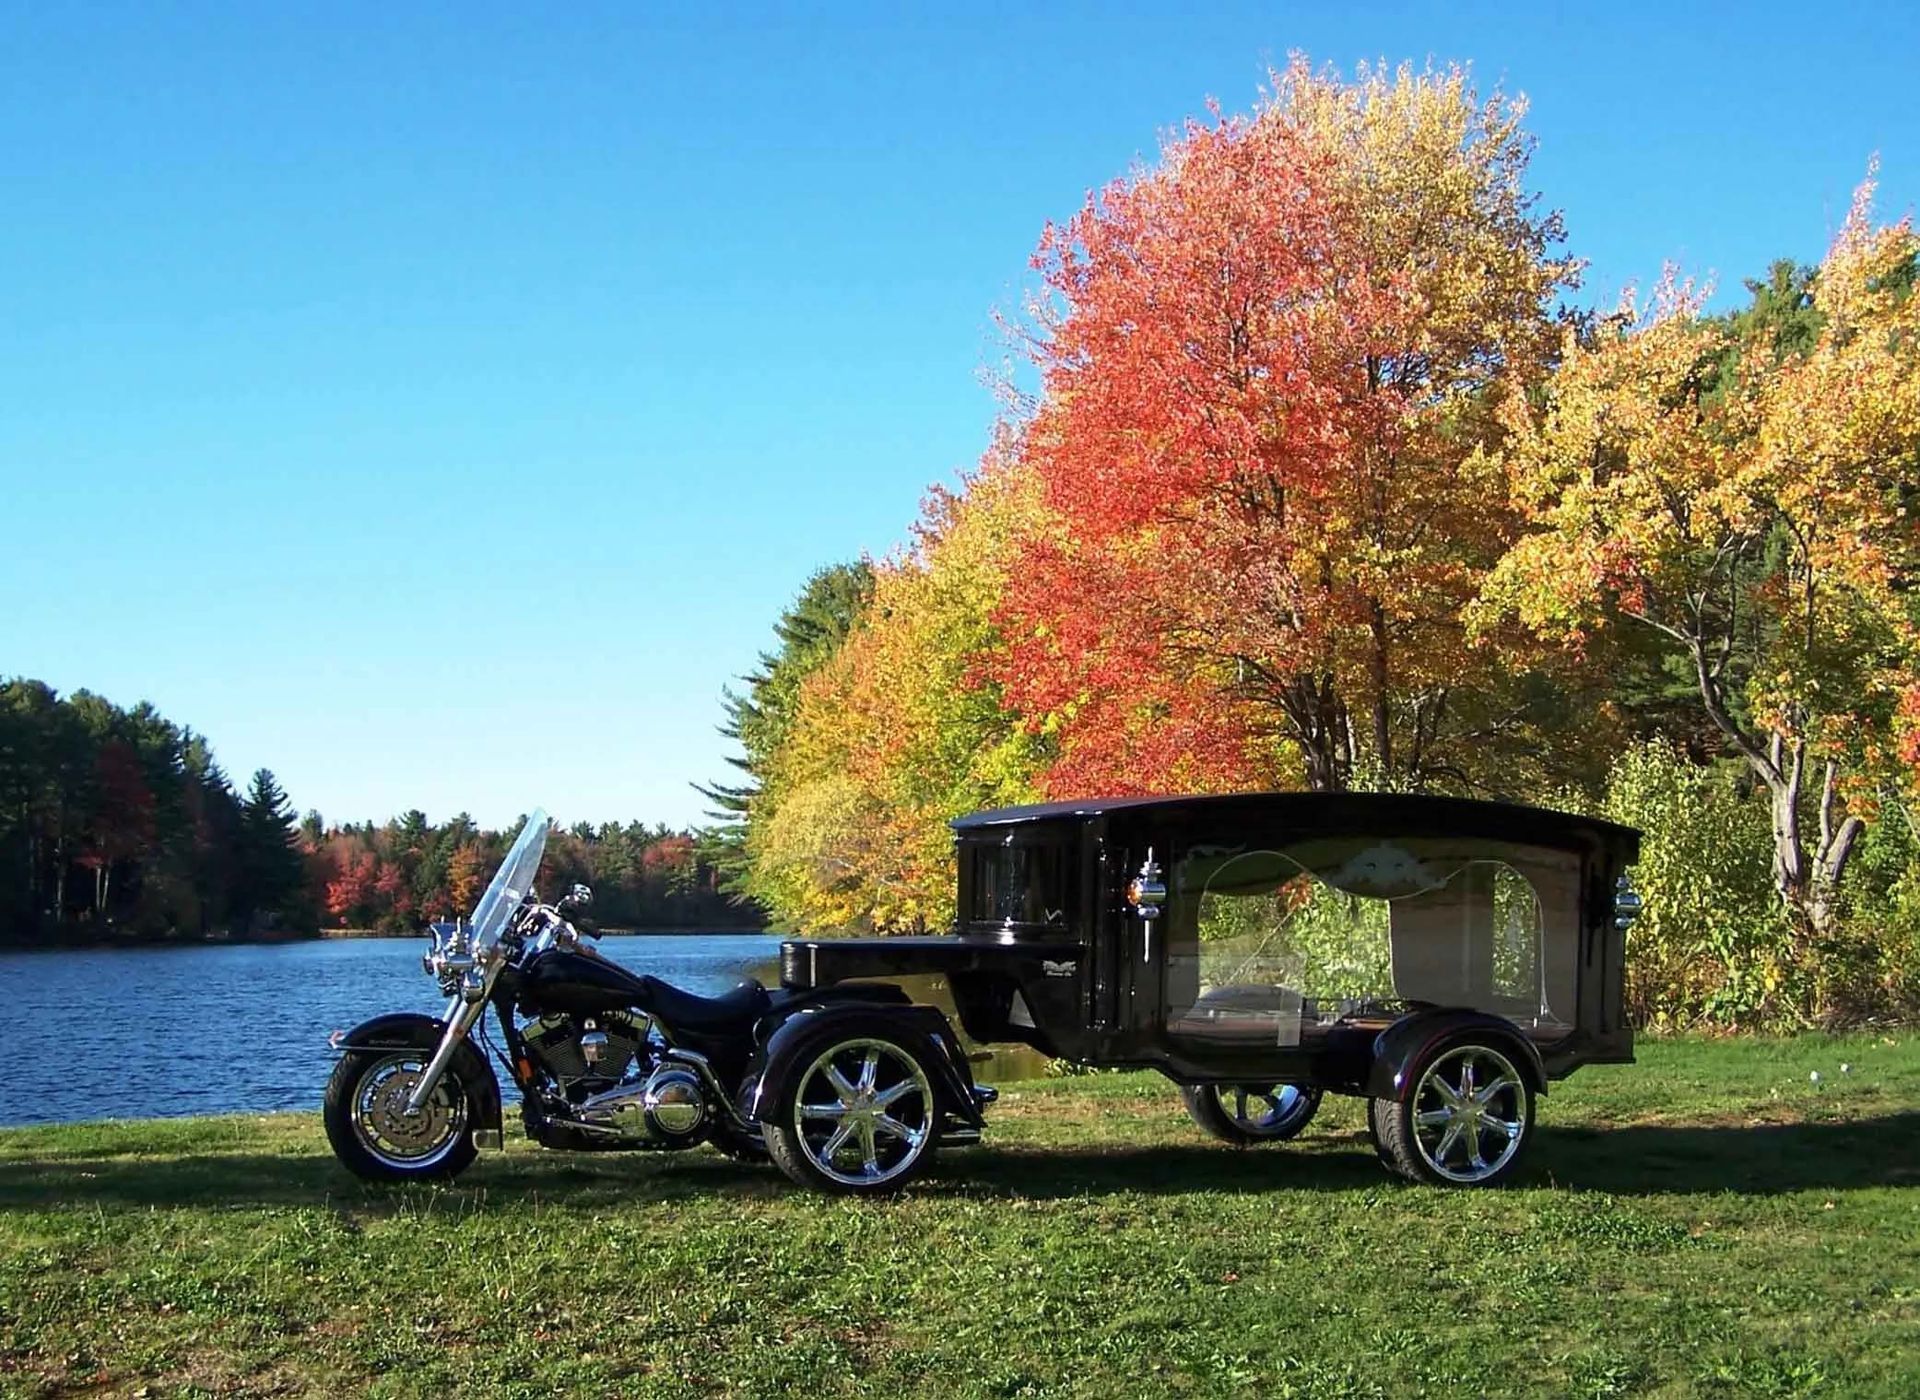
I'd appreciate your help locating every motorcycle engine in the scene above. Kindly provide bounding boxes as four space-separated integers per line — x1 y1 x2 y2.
521 1011 709 1148
522 1011 648 1101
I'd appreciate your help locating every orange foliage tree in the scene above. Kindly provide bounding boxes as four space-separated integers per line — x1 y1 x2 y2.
999 60 1579 793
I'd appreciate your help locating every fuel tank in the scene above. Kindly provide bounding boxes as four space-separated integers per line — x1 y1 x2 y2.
517 946 651 1016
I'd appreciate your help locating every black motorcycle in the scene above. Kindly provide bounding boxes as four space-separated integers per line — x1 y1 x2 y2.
323 811 991 1195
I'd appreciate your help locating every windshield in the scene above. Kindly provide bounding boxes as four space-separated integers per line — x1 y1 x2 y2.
467 809 550 953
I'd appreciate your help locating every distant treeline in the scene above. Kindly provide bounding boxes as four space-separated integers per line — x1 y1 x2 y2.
0 678 758 944
315 817 762 934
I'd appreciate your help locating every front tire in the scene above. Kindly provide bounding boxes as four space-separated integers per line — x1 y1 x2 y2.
764 1035 939 1195
324 1049 479 1182
1182 1083 1322 1145
1372 1039 1535 1186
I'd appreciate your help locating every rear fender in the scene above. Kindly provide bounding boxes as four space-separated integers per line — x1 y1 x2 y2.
741 1003 981 1129
1365 1008 1548 1102
330 1011 503 1134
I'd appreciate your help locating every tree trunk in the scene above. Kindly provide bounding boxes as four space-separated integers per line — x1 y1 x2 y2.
1752 743 1861 941
1283 673 1350 792
1368 605 1392 778
1684 639 1865 942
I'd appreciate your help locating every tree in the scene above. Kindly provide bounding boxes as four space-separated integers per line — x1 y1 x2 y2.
179 731 243 936
239 768 307 928
445 842 488 919
1000 59 1580 793
749 465 1052 931
1480 175 1920 941
80 739 156 922
325 847 379 927
699 561 873 894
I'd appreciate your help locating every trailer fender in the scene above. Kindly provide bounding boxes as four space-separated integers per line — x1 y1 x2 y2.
1365 1008 1548 1102
742 1003 982 1129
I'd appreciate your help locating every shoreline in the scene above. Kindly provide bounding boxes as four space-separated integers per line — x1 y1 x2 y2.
0 924 775 953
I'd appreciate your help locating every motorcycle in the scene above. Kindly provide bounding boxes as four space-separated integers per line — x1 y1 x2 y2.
322 810 992 1195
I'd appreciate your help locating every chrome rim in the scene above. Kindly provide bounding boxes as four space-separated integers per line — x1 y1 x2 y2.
1214 1083 1313 1137
792 1038 933 1187
1411 1044 1528 1183
353 1053 467 1170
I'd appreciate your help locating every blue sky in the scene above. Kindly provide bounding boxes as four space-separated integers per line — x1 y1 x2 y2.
3 2 1915 831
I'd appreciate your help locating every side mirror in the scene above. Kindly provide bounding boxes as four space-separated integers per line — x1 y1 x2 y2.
559 883 594 914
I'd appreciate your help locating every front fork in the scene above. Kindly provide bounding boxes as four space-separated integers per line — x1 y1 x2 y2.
404 994 489 1114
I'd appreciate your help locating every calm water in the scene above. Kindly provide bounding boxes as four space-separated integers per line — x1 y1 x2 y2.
0 934 784 1128
0 933 1047 1127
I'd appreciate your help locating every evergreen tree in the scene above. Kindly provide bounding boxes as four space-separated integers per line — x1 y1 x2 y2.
238 768 307 928
697 561 873 894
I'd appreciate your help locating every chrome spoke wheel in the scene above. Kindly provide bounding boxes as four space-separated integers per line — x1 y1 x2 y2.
1215 1083 1314 1139
791 1038 933 1187
351 1053 467 1172
1409 1045 1528 1184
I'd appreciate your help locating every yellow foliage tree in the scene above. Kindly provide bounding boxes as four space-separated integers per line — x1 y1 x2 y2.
748 462 1053 931
1481 174 1920 943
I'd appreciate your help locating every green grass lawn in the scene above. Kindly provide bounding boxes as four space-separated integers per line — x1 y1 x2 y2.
2 1035 1917 1399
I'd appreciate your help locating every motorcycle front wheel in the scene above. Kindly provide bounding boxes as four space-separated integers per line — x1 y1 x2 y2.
324 1049 479 1182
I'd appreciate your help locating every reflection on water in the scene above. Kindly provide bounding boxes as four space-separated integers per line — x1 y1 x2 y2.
0 933 1050 1127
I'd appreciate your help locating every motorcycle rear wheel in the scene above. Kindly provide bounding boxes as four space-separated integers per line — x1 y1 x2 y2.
324 1049 479 1182
764 1034 939 1195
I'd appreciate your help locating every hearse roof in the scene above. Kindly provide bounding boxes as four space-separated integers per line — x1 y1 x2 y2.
950 791 1638 852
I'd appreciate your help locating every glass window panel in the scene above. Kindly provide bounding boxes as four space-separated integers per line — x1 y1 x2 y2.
1167 838 1566 1049
966 842 1074 929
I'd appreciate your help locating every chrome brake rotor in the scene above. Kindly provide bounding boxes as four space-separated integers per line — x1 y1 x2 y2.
362 1063 458 1159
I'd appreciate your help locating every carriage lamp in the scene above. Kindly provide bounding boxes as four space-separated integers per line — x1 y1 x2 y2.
1127 852 1167 920
1614 876 1642 931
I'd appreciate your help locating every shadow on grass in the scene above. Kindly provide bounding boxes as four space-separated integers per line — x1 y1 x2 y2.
0 1143 782 1213
2 1111 1916 1211
942 1111 1920 1199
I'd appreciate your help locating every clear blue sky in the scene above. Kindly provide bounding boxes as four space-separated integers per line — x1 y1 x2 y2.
3 2 1914 831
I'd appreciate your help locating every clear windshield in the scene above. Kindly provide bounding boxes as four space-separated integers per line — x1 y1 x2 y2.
467 809 550 953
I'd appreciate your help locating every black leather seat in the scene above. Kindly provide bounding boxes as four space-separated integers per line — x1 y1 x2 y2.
637 976 772 1035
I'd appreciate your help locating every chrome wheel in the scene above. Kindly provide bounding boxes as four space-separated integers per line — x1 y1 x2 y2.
1409 1044 1528 1184
352 1052 468 1171
791 1037 934 1187
1214 1084 1315 1138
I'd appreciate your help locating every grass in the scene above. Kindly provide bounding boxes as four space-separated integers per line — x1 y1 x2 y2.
1 1035 1917 1399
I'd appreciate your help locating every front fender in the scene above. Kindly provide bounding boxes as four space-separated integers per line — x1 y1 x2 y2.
330 1012 503 1134
741 1003 981 1130
1364 1008 1548 1102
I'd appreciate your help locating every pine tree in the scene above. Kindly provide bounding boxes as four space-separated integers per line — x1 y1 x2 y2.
697 561 873 894
238 768 307 929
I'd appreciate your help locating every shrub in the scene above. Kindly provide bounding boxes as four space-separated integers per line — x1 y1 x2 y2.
1835 795 1920 1023
1601 744 1796 1028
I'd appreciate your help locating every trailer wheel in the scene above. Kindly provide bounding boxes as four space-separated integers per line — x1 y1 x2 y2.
1373 1038 1535 1186
1182 1083 1321 1145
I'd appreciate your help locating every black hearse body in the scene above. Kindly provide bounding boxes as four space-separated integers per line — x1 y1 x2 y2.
780 793 1640 1183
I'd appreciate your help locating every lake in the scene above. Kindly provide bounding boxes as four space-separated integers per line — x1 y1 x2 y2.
0 933 1046 1127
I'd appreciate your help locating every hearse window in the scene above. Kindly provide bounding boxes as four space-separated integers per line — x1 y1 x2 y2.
1167 838 1572 1048
965 840 1074 930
